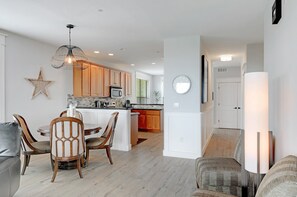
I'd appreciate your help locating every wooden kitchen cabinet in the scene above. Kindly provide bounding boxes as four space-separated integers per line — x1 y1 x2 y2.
131 109 161 132
146 110 161 132
90 65 104 97
103 68 110 97
120 72 126 95
110 69 121 86
82 63 91 96
73 62 91 97
73 60 130 98
125 72 132 96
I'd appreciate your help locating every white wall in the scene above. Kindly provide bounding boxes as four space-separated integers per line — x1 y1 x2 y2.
264 0 297 160
2 30 72 140
0 33 6 122
246 43 264 72
163 36 202 159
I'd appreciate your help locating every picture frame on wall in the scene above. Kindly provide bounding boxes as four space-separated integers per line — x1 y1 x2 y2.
272 0 281 24
201 55 208 103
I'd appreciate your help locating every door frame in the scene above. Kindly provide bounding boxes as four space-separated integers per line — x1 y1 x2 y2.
214 77 241 128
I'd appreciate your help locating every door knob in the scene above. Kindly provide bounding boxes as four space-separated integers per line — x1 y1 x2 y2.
234 107 238 109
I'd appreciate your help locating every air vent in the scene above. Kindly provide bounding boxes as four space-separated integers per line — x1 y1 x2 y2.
218 68 227 72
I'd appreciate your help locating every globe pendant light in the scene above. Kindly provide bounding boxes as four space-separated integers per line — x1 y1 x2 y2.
51 24 87 69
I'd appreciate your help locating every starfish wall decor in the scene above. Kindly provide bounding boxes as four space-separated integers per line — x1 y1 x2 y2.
26 69 53 99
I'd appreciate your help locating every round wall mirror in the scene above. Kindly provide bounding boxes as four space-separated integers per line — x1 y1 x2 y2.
172 75 191 94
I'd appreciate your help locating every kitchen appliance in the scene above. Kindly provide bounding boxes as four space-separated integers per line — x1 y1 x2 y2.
124 100 131 108
110 86 123 98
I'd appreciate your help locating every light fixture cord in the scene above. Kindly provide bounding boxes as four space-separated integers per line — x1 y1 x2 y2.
68 27 71 46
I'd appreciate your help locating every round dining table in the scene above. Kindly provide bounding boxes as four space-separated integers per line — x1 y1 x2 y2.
37 124 102 136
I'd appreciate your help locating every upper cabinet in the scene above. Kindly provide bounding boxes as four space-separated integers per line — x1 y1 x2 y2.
125 72 132 96
110 69 121 87
103 68 110 97
90 65 104 97
73 62 91 97
73 60 132 98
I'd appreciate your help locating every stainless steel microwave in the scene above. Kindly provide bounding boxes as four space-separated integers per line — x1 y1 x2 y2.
110 86 123 98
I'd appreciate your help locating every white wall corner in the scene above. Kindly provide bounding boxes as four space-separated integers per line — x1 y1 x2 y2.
0 34 6 122
163 112 202 159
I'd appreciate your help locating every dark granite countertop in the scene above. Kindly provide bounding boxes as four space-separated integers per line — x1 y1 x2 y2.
76 106 131 110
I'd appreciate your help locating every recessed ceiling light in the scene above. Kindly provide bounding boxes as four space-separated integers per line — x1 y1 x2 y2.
108 53 114 56
152 62 156 65
94 51 100 54
220 55 232 61
131 64 135 66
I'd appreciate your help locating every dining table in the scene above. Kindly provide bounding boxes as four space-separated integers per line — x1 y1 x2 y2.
37 123 102 137
37 123 102 169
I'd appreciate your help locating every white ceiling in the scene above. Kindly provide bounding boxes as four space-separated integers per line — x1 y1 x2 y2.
0 0 268 75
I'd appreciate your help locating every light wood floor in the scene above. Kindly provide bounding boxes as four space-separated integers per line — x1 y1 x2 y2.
15 132 197 197
203 128 240 157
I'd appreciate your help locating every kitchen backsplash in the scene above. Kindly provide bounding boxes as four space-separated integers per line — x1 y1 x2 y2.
67 94 125 108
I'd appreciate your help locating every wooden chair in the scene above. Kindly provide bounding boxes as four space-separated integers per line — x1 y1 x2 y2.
50 117 85 182
85 112 119 165
59 110 83 121
13 114 51 175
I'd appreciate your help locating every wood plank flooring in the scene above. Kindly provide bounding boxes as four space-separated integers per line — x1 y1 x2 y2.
15 132 197 197
203 128 240 158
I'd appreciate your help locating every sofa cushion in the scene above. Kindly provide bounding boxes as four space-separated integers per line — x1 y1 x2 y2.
256 155 297 197
195 157 244 196
0 122 21 157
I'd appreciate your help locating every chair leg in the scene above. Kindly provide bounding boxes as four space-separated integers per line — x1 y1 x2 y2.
85 148 90 165
21 154 28 175
105 146 113 165
80 155 85 168
77 157 83 178
50 154 54 171
26 155 31 166
51 159 59 182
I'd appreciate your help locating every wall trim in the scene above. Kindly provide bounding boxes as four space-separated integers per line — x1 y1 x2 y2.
163 112 202 159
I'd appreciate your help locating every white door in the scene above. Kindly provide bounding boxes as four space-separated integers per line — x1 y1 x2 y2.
217 82 241 129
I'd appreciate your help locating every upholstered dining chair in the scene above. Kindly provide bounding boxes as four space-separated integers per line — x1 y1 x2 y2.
59 110 83 121
85 112 119 165
50 117 85 182
13 114 51 175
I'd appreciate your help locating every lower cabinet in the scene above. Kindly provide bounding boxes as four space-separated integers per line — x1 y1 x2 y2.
131 109 161 132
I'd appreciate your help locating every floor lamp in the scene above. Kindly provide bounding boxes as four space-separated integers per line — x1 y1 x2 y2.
244 72 270 195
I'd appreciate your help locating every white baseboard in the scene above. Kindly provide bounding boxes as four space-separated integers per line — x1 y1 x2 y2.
163 150 200 159
112 144 131 151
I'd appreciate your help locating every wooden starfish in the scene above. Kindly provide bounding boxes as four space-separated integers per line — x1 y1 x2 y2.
26 70 53 99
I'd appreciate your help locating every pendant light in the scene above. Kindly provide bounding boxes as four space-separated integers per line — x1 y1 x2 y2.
51 24 87 69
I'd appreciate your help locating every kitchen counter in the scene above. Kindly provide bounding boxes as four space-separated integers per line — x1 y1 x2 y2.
77 106 131 110
131 104 163 110
77 108 132 151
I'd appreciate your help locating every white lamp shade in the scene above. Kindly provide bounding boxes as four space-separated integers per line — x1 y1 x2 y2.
244 72 269 174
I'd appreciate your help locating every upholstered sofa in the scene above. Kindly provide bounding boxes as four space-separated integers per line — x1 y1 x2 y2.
0 122 21 197
195 133 251 197
193 155 297 197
